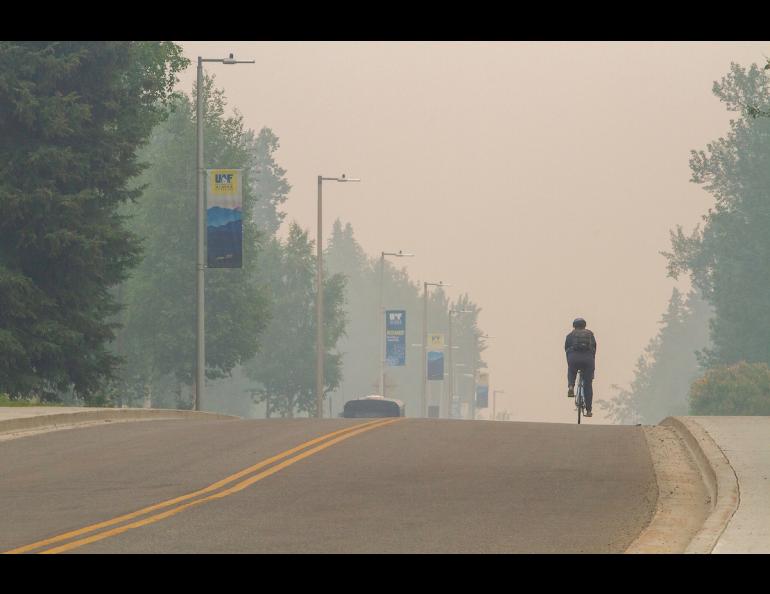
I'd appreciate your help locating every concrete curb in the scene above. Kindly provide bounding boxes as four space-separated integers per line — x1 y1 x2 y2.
0 408 240 436
661 416 740 554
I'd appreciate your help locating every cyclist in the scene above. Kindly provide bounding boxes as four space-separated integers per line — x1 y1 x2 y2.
565 317 597 417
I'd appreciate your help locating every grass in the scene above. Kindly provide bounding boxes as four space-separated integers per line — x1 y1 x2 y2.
0 394 65 407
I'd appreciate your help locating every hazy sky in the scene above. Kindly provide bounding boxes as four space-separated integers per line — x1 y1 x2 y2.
178 41 769 423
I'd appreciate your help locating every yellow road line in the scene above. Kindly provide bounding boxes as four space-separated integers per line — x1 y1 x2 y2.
5 418 394 554
40 418 400 554
41 419 399 554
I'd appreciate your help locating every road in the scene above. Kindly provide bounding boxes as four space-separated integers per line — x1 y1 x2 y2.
1 418 656 553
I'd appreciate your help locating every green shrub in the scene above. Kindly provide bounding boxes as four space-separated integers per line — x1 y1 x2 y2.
0 393 66 407
0 393 37 407
690 361 770 415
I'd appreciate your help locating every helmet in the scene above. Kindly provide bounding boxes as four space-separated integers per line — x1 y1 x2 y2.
572 317 587 329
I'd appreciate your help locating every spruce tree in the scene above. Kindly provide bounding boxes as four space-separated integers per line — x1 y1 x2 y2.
0 41 187 401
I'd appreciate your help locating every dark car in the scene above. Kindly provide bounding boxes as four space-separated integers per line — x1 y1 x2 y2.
342 395 406 418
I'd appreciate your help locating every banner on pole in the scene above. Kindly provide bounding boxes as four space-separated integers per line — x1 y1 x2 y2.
206 169 243 268
427 350 444 381
475 372 489 409
385 310 406 366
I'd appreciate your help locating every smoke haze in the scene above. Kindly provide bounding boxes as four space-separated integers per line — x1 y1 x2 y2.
176 41 769 423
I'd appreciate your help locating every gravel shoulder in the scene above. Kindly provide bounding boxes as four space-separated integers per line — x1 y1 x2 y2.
625 425 710 553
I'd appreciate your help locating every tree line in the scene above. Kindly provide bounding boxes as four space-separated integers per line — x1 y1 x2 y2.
603 60 770 422
0 41 489 418
324 220 487 418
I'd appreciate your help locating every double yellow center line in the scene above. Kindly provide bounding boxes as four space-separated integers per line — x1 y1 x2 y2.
5 417 400 554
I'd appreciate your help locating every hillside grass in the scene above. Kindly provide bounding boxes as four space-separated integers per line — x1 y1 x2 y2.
0 394 64 407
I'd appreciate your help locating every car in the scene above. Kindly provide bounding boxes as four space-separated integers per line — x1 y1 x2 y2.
342 395 406 418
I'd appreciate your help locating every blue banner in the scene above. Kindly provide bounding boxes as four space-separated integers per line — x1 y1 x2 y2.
385 310 406 366
207 169 243 268
427 351 444 381
475 385 489 408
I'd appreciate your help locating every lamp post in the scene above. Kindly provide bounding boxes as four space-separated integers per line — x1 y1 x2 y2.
422 281 448 417
379 251 414 396
492 389 505 421
316 174 360 419
195 53 254 412
460 372 474 418
469 334 494 419
447 308 473 418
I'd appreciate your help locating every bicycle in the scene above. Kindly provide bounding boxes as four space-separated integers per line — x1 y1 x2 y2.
574 369 586 425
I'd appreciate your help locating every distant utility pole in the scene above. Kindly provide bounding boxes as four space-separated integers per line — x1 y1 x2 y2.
422 281 448 417
316 174 360 419
492 389 505 421
194 53 253 412
470 334 493 419
378 250 414 396
447 308 472 418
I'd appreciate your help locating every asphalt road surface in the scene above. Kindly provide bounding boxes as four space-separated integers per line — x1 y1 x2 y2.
1 418 657 553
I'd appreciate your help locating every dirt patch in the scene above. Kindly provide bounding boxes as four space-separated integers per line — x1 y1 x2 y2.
625 425 711 553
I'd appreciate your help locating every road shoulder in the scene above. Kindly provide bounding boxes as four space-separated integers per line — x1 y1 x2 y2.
625 425 710 553
0 407 238 442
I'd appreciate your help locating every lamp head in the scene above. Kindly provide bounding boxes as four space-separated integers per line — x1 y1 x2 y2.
334 173 360 182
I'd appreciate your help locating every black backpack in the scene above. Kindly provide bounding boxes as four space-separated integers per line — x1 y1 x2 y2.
572 329 593 352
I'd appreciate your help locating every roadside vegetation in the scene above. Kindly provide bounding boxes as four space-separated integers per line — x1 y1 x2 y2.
690 362 770 415
604 60 770 422
0 41 488 416
0 393 63 407
0 42 188 405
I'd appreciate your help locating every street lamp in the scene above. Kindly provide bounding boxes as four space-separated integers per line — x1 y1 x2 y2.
460 372 475 417
316 174 360 419
447 308 473 418
470 334 494 419
492 389 505 421
379 250 414 397
194 53 254 412
452 363 469 415
422 281 449 417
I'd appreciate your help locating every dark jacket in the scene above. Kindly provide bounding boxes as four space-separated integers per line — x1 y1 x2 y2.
565 329 597 356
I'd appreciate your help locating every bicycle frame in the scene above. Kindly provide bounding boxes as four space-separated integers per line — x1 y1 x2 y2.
575 369 586 425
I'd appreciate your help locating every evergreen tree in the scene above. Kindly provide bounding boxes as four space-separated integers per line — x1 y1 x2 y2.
244 224 347 417
115 77 277 408
249 128 290 236
448 293 488 416
324 220 380 402
0 41 188 402
601 289 711 424
665 62 770 368
324 219 488 418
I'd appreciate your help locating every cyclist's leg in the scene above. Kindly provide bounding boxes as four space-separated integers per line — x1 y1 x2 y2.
566 353 578 397
583 358 595 412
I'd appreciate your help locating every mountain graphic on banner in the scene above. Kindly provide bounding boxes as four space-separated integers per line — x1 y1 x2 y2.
207 219 242 267
207 206 242 227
